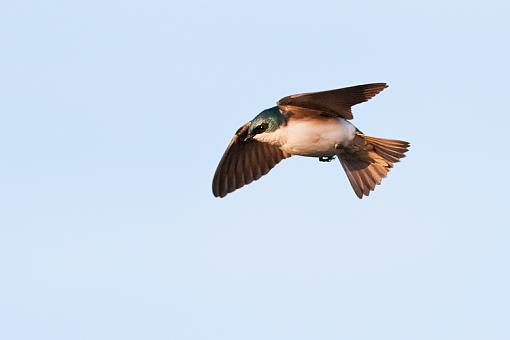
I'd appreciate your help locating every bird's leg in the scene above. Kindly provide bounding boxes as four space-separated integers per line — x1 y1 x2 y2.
319 156 336 162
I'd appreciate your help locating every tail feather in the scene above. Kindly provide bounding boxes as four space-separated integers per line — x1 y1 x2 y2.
339 134 410 198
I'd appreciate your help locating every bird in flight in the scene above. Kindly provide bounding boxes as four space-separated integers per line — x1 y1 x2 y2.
212 83 410 198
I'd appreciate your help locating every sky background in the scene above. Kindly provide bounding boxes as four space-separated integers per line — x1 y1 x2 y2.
1 0 509 339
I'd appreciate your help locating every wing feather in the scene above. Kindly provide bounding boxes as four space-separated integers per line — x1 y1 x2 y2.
212 123 290 197
278 83 388 119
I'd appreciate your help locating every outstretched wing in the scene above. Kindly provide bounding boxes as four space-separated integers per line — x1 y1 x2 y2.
212 123 291 198
277 83 388 120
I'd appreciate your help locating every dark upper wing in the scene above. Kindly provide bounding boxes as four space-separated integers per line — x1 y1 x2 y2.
277 83 388 120
212 123 291 198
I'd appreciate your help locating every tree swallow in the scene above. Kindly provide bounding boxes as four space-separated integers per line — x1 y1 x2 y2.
212 83 410 198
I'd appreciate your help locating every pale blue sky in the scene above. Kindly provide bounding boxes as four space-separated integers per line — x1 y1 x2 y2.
1 1 509 339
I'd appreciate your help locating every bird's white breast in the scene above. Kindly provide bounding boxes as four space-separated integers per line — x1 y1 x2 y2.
257 117 356 157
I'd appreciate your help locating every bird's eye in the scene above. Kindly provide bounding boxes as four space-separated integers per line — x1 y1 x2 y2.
254 123 268 134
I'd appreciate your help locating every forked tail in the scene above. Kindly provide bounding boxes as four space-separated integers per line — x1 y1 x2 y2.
338 133 410 198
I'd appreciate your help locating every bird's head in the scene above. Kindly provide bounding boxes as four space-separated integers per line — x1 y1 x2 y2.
245 106 286 141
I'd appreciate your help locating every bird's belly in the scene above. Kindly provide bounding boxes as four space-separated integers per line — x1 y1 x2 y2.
281 117 356 157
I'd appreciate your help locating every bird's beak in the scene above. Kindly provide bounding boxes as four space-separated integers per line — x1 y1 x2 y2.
243 133 253 142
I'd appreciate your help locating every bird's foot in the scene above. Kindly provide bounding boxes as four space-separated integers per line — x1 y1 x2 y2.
319 156 336 162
